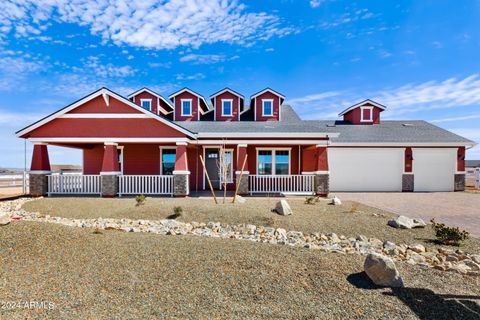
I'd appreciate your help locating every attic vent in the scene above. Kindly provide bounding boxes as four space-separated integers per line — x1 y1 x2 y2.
402 123 414 127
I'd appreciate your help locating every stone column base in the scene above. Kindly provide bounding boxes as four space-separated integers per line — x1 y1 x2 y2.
314 174 329 196
173 174 189 197
454 174 465 191
402 174 414 192
29 173 49 197
235 172 249 195
101 174 119 197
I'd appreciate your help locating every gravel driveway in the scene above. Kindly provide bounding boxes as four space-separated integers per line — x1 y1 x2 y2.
337 192 480 237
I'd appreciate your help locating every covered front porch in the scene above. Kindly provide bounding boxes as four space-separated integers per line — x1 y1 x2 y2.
28 140 330 197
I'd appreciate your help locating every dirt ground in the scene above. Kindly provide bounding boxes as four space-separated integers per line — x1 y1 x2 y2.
23 197 480 253
1 222 479 319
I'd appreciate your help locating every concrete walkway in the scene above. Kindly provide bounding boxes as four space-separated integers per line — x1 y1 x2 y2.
336 192 480 237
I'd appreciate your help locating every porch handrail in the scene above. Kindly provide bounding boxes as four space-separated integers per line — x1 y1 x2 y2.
249 174 314 194
118 175 174 196
48 175 101 195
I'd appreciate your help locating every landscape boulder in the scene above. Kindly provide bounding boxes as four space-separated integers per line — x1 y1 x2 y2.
275 200 292 216
388 215 426 229
330 196 342 205
235 195 246 204
364 253 404 287
0 213 10 226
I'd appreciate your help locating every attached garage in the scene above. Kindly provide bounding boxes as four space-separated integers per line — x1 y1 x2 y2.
329 148 404 192
413 148 456 192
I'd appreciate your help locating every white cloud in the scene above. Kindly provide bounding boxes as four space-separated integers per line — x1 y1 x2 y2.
449 128 480 160
0 1 294 49
431 114 480 123
0 55 46 90
179 53 239 64
175 73 206 81
310 0 323 8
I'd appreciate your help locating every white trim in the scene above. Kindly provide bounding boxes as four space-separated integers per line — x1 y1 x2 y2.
176 142 188 146
140 99 152 111
338 99 386 116
172 170 191 175
329 142 476 147
102 92 109 106
168 88 211 112
403 172 414 175
301 171 329 174
456 171 466 174
32 142 48 145
196 139 330 145
221 99 233 116
250 88 285 100
100 171 121 175
256 148 291 176
238 98 241 121
16 88 194 138
209 88 245 100
262 99 274 117
360 106 373 122
127 87 174 111
181 99 192 116
104 142 118 146
28 137 189 143
29 170 51 174
117 146 124 175
235 171 250 175
160 146 177 175
237 144 248 147
60 113 150 119
197 132 338 138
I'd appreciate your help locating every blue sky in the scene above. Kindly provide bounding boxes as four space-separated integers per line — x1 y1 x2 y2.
0 0 479 168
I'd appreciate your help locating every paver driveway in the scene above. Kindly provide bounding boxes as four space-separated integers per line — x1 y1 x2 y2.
337 192 480 237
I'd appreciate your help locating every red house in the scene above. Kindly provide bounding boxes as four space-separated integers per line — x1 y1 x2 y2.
17 87 475 197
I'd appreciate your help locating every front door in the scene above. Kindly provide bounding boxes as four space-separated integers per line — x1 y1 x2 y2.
205 148 220 189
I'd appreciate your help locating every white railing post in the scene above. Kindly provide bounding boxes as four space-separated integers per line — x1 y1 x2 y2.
248 175 314 194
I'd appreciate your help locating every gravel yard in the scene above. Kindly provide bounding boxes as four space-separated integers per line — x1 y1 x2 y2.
23 197 480 252
1 222 479 319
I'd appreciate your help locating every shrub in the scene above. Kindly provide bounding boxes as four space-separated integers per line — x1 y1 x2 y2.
167 206 183 220
304 196 320 205
135 194 146 206
430 218 469 246
93 229 103 235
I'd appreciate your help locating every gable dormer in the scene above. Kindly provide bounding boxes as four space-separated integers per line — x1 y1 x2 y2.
128 87 174 117
169 88 210 121
210 88 244 121
250 88 285 121
339 99 386 125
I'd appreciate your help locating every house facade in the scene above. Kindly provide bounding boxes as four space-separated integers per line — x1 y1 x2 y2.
17 87 475 197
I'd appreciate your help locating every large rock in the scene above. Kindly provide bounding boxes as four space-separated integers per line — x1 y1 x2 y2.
235 195 246 204
388 215 426 229
364 253 404 287
275 200 292 216
330 196 342 205
0 213 10 226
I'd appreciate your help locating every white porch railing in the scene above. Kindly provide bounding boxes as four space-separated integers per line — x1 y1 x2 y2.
249 174 314 194
466 168 480 189
118 175 174 196
48 175 101 195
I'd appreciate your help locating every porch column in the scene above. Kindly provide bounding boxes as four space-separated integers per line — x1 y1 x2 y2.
29 142 51 197
455 146 466 191
100 142 120 197
235 144 249 195
402 147 414 192
173 142 189 196
313 145 329 196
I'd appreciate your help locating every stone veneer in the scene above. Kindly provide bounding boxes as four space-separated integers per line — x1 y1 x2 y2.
402 174 414 192
235 173 249 195
173 174 189 196
314 174 329 196
454 174 466 192
29 173 49 197
101 174 119 197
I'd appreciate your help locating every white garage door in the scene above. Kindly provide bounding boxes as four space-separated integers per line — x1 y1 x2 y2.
329 148 404 192
413 148 456 192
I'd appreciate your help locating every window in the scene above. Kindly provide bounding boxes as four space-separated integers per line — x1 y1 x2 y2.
257 149 290 175
181 99 192 116
219 149 233 183
161 149 176 175
140 99 152 111
262 99 273 116
117 147 124 174
222 99 233 116
360 106 373 122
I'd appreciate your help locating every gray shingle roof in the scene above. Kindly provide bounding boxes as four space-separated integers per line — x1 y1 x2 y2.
466 160 480 168
173 105 475 145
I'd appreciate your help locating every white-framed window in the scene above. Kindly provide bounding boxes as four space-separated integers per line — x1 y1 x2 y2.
117 146 124 174
140 99 152 111
160 148 176 175
219 149 234 183
181 99 192 116
262 99 274 116
221 99 233 116
257 148 290 175
360 106 373 122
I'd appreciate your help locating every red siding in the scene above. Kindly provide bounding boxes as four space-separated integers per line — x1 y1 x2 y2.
173 91 200 121
123 144 161 175
405 147 413 173
457 147 465 172
26 118 187 138
31 144 51 171
83 145 104 174
214 91 240 121
132 91 159 114
69 96 141 114
254 92 281 121
343 103 382 124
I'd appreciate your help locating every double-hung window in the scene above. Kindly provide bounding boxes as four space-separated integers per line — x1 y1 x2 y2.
181 99 192 116
262 99 273 116
360 106 373 122
222 99 233 116
140 99 152 111
257 149 290 175
161 149 176 175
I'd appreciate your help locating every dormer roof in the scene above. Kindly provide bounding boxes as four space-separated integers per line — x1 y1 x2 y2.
338 99 386 116
127 87 174 114
210 87 245 101
168 87 211 114
249 88 285 102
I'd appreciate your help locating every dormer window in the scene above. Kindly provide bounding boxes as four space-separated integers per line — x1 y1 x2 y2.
140 99 152 111
262 99 273 116
181 99 192 116
360 106 373 122
221 99 233 116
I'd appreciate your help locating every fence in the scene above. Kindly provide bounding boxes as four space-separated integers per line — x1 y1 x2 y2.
0 172 29 195
249 174 315 194
47 174 101 195
466 168 480 189
118 175 174 196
